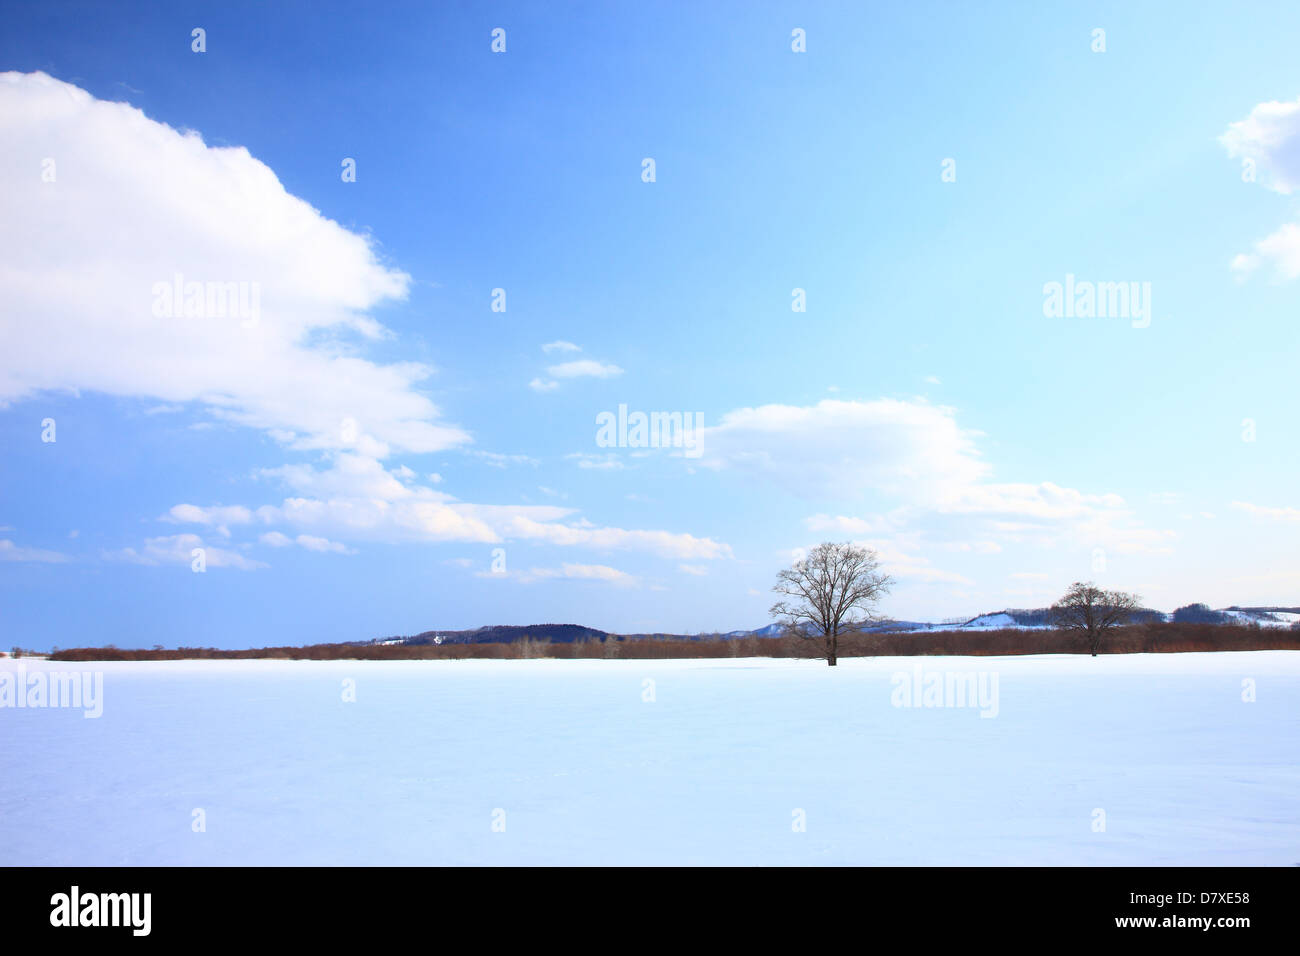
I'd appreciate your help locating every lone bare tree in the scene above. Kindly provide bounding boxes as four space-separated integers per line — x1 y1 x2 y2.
771 542 893 666
1049 581 1140 656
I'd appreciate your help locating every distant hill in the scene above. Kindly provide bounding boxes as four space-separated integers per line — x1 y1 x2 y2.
375 603 1297 646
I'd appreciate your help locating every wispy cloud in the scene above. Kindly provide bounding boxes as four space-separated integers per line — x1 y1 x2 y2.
0 539 70 563
1231 500 1300 522
478 562 638 587
466 451 540 468
105 534 266 570
547 359 623 379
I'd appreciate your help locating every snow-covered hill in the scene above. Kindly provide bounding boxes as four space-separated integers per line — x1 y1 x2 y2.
727 605 1299 638
388 605 1297 646
1222 608 1299 628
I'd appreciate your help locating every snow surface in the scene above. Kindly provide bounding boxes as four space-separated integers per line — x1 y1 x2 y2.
2 653 1297 865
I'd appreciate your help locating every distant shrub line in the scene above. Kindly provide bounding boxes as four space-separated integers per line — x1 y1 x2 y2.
42 621 1300 662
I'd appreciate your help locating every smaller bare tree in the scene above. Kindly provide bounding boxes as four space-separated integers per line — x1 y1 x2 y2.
771 542 893 666
1049 581 1140 656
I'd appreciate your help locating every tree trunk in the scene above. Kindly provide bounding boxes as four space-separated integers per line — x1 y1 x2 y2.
827 632 838 666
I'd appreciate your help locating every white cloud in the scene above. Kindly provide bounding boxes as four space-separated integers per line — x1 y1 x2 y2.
530 346 619 391
935 481 1125 521
163 503 254 537
168 454 731 561
106 534 265 570
0 73 734 581
1222 97 1300 279
546 359 623 379
480 562 638 586
937 540 1002 555
489 513 731 559
1231 500 1300 522
467 450 539 468
0 72 467 458
718 399 1171 556
858 540 972 585
698 399 989 500
1220 96 1300 194
805 513 894 536
567 452 625 471
549 563 635 584
295 534 354 554
945 487 1172 555
0 539 70 563
1229 223 1300 280
254 528 360 554
678 563 708 576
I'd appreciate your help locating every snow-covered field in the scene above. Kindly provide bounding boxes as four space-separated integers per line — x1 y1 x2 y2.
2 653 1297 865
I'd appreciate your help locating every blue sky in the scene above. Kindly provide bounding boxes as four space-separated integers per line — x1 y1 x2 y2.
2 1 1299 650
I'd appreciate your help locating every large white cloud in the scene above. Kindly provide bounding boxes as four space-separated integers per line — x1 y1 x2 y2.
702 398 1171 559
0 71 466 456
697 398 990 500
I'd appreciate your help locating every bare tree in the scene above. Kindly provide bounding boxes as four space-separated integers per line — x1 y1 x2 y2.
771 542 893 666
1049 581 1140 656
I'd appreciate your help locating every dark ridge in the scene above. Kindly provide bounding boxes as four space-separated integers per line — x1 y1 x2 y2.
404 623 609 645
